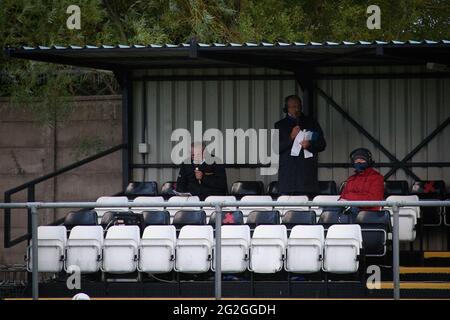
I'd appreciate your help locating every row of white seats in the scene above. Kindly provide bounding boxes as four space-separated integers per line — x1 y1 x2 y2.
27 224 362 275
95 195 420 241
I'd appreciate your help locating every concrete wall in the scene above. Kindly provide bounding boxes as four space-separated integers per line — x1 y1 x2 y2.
0 95 123 265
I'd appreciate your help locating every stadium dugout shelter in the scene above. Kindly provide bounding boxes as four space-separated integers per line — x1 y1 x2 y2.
2 39 450 299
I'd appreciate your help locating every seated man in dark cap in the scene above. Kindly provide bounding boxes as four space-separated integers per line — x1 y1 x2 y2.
340 148 384 213
175 142 228 200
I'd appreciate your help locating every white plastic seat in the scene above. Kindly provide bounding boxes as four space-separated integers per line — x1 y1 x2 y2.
101 226 140 274
312 195 340 218
27 226 67 273
275 195 309 215
203 196 237 218
174 225 213 273
323 225 362 274
285 225 324 273
132 196 165 213
65 226 104 273
167 196 201 219
249 225 287 273
138 225 176 273
385 195 420 242
212 225 250 273
239 195 273 220
95 196 129 222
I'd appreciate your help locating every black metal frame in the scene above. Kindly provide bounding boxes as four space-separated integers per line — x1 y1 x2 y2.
3 144 126 248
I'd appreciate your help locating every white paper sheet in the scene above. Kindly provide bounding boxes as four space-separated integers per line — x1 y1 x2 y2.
290 130 313 158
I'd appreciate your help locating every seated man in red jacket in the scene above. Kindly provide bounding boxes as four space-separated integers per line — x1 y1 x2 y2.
340 148 384 214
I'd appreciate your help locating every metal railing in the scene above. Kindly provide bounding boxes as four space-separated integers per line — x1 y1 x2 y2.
1 199 449 301
3 143 127 248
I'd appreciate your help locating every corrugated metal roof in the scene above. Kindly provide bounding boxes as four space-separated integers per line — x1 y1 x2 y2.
5 40 450 71
15 40 450 51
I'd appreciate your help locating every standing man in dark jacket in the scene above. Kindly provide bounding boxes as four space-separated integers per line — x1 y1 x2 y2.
274 95 326 196
176 142 228 200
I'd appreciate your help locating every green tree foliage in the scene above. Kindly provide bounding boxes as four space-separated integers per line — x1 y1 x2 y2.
0 0 449 124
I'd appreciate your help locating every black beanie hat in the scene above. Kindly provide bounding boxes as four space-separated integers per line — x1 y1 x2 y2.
350 148 371 163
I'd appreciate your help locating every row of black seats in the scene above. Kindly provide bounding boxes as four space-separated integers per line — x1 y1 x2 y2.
124 180 449 199
64 208 391 257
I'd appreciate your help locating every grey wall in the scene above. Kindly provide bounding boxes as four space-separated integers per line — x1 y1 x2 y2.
0 95 123 265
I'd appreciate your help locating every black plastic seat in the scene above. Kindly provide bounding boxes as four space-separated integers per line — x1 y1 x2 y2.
267 181 280 198
318 209 351 230
317 181 338 195
246 210 280 229
209 210 244 226
172 210 206 229
411 180 446 226
384 180 409 197
64 209 98 230
282 210 316 229
124 181 158 198
100 211 143 230
356 210 392 257
230 181 265 198
160 181 177 199
142 210 170 226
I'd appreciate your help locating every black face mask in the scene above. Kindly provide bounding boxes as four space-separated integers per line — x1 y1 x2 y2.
353 162 369 172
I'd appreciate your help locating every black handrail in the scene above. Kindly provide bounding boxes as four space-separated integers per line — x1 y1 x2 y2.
3 143 126 248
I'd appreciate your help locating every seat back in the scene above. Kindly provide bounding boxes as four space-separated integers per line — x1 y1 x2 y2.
385 195 420 241
102 225 140 273
172 210 206 229
317 181 338 195
124 181 158 198
275 195 309 215
139 225 176 273
167 196 201 217
286 225 324 273
160 181 177 199
239 195 273 217
209 210 244 225
69 225 104 242
178 225 214 243
384 180 409 196
246 210 280 229
105 225 140 242
323 225 362 274
38 226 67 244
65 225 104 273
131 196 165 213
64 209 98 230
326 224 363 245
142 225 176 242
250 225 287 273
356 210 391 256
221 225 251 243
318 209 351 230
230 181 265 198
282 210 317 229
267 181 280 198
290 225 324 243
203 196 237 216
411 180 446 199
312 195 340 216
95 196 129 219
28 226 67 273
142 210 170 226
253 225 287 243
100 211 143 230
